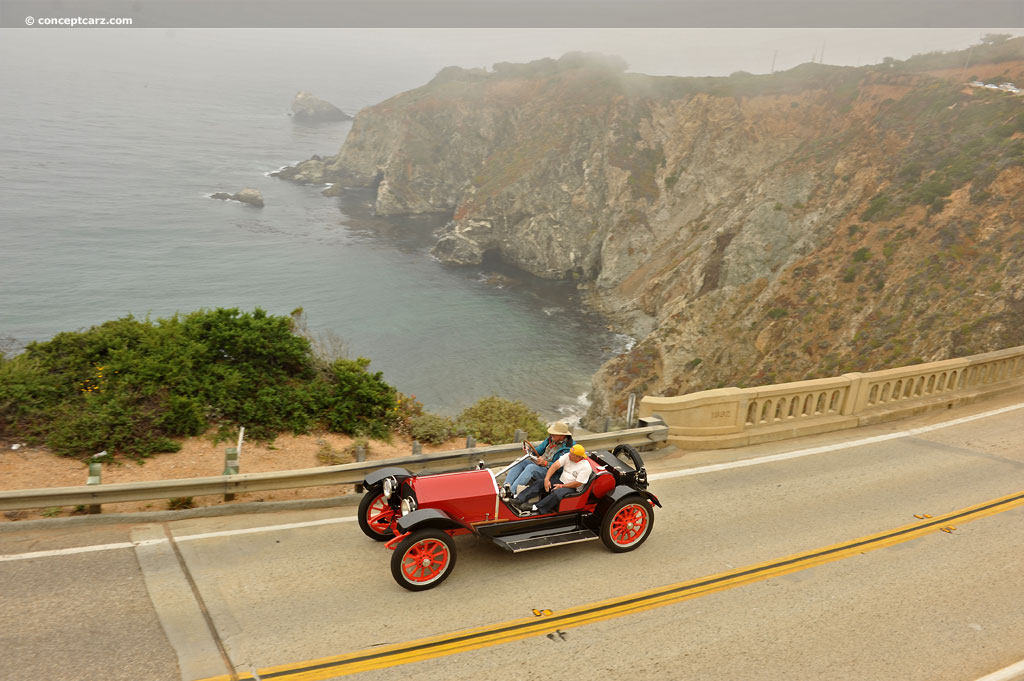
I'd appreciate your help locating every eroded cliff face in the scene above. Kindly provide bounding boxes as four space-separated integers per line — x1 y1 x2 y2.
280 49 1024 426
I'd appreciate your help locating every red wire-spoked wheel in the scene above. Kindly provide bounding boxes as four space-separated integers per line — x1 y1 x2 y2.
391 529 457 591
601 497 654 552
357 491 396 541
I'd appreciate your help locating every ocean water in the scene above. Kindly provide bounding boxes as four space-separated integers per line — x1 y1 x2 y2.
0 30 631 422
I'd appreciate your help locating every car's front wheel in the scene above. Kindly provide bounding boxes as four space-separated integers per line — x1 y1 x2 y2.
358 490 395 541
600 496 654 552
390 529 457 591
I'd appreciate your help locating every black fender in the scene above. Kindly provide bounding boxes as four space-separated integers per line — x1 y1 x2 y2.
585 485 660 531
602 483 659 503
363 466 414 490
396 508 472 535
597 485 662 513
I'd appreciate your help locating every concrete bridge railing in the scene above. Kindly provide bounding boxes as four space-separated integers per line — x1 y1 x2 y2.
639 344 1024 450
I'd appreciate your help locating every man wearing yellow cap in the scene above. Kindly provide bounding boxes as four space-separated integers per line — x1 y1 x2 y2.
513 444 592 514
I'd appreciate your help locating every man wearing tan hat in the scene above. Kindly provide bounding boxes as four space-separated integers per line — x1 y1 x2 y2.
503 421 575 495
514 444 592 514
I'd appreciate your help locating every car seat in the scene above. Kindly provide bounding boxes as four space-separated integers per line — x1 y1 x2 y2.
555 459 614 512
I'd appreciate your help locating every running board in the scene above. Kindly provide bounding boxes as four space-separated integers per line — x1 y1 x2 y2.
494 529 599 553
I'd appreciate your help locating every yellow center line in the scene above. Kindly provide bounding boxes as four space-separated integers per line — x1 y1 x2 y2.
199 488 1024 681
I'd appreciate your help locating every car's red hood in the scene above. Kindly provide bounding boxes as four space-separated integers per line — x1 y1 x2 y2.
409 469 499 524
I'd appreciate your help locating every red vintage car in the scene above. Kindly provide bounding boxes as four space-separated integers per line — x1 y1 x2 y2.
358 444 661 590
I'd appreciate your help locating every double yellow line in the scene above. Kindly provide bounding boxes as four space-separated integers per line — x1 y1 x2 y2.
203 488 1024 681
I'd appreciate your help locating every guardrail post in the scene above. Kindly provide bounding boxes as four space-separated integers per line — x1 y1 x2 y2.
466 435 476 448
604 417 611 432
626 393 638 429
223 427 243 502
513 429 526 443
86 451 105 514
412 441 422 455
353 444 367 492
223 448 238 501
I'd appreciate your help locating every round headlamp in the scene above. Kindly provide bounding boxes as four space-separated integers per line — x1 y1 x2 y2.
382 477 396 500
401 496 417 516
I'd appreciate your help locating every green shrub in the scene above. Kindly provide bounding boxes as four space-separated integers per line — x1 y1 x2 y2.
409 413 456 444
861 193 902 221
455 396 546 444
321 358 398 440
0 308 401 458
852 247 872 263
392 392 425 437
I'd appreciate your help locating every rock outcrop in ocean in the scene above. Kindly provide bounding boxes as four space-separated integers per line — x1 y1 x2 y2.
212 188 264 207
275 44 1024 426
291 91 352 122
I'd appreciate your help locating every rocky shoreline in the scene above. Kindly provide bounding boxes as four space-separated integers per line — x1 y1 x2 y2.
271 48 1024 427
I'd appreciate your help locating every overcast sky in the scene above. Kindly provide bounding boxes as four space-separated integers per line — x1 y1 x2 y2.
222 28 1024 79
3 27 1022 88
382 28 1024 76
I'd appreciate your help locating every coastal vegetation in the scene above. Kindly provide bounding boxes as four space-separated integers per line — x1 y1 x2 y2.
0 307 546 459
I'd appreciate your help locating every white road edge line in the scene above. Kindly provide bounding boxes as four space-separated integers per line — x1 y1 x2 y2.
975 659 1024 681
0 516 357 562
3 401 1021 563
647 402 1024 482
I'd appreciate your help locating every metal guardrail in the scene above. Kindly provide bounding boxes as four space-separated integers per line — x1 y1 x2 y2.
0 420 668 512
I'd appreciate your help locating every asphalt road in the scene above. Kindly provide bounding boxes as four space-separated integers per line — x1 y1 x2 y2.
2 391 1022 681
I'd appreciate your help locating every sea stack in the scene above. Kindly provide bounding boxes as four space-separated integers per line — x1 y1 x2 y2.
291 91 352 122
211 188 264 207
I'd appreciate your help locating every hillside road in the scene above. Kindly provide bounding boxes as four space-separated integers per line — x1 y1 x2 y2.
2 388 1023 681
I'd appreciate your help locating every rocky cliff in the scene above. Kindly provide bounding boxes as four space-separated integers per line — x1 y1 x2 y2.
279 44 1024 427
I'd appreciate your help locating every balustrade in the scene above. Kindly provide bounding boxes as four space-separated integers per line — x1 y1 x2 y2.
640 344 1024 450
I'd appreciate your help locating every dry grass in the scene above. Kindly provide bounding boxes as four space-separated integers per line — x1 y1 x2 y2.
0 431 468 522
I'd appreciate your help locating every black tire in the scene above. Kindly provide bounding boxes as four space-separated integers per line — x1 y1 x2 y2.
612 444 644 471
600 496 654 553
390 529 457 591
358 490 395 541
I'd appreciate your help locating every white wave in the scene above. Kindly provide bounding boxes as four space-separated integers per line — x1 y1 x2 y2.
611 333 637 354
554 391 592 429
264 163 296 177
542 306 565 316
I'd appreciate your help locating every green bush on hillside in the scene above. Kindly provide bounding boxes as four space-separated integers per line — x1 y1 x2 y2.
408 413 456 444
0 308 399 458
320 358 398 441
455 396 547 444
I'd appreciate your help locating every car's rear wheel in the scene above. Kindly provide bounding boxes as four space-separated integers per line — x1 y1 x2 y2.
600 496 654 552
391 529 457 591
358 490 395 541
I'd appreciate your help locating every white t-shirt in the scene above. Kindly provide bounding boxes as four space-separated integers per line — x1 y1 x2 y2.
556 454 592 486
